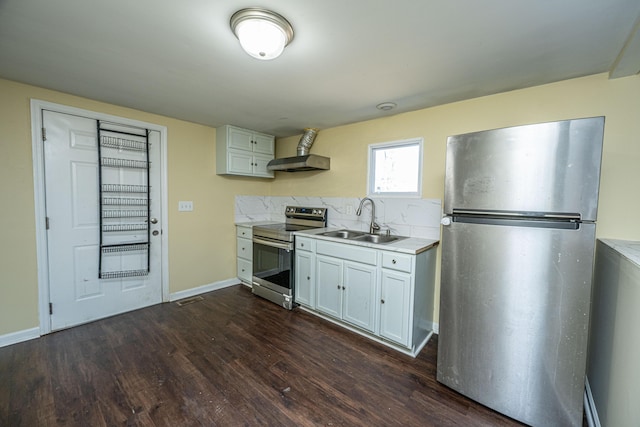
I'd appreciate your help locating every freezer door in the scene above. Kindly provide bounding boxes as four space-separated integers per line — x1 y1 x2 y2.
437 220 596 427
444 117 604 221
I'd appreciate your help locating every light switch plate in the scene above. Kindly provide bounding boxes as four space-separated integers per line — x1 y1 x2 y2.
178 201 193 212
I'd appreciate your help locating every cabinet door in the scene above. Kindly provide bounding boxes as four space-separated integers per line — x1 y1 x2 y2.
253 153 275 178
227 126 254 151
343 261 377 332
253 132 275 155
227 150 254 175
316 255 342 319
379 270 412 347
237 257 252 284
295 250 314 308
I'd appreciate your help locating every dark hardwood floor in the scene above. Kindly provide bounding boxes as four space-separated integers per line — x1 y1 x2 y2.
0 284 529 426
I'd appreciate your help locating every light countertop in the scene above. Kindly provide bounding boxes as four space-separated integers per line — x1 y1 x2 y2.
235 221 279 227
294 227 439 255
600 238 640 268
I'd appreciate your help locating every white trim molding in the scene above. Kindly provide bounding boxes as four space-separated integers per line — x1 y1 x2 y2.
0 327 40 348
30 99 170 335
169 279 240 302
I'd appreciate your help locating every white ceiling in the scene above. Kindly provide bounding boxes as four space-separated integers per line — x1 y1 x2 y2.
1 0 639 137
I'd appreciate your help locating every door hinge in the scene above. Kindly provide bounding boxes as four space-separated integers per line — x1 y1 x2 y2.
42 127 47 141
45 217 50 230
49 303 53 315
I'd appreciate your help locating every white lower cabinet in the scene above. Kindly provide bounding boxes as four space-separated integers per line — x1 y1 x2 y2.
294 236 437 357
315 255 343 318
315 256 377 332
342 261 377 332
294 247 314 308
236 225 252 286
379 270 412 347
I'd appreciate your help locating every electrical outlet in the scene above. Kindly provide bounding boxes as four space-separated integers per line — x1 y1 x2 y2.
178 201 193 212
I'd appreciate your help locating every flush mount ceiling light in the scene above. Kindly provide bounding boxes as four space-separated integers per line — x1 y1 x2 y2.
230 8 294 60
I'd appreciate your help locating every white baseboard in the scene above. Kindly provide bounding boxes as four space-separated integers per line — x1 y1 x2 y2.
584 377 601 427
0 327 40 348
0 280 240 348
169 278 239 302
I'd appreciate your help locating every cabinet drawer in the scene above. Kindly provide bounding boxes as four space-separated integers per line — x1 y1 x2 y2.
236 226 251 239
316 241 376 265
237 237 252 261
296 236 314 251
381 252 412 273
237 257 252 283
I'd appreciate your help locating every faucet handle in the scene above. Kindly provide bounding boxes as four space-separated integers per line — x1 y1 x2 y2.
370 222 381 234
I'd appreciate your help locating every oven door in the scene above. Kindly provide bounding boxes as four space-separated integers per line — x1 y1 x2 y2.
252 236 294 296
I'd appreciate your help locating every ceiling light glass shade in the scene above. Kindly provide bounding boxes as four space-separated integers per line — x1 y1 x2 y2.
230 8 294 60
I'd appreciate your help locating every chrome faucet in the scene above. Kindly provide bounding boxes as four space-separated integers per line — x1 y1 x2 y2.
356 197 380 234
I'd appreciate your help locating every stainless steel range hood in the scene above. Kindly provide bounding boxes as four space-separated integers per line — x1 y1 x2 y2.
267 154 330 172
267 128 330 172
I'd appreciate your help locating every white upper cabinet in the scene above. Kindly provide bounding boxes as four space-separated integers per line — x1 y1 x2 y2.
216 125 275 178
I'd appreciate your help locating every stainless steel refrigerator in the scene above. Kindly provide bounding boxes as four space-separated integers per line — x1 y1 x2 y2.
437 117 605 427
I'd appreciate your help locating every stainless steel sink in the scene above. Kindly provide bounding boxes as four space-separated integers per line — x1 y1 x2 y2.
352 234 405 244
319 229 366 239
319 229 407 244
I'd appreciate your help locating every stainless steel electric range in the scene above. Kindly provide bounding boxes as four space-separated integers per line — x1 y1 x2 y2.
251 206 327 309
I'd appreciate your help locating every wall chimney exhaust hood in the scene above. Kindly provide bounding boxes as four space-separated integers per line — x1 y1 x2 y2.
267 128 330 172
267 154 330 172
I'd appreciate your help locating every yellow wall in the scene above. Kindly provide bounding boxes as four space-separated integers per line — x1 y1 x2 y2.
1 72 638 337
273 73 640 321
0 78 271 336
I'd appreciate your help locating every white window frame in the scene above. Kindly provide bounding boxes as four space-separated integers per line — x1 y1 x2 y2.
367 137 423 198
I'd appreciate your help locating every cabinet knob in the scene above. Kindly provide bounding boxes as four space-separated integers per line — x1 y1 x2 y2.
242 269 245 272
337 285 341 289
301 243 304 247
392 259 397 264
342 286 346 290
307 276 310 280
381 299 385 304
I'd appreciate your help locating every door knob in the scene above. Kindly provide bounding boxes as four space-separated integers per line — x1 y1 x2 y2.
150 217 158 224
152 230 159 236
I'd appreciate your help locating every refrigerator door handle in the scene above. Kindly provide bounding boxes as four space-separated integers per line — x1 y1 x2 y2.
452 215 580 230
451 209 581 221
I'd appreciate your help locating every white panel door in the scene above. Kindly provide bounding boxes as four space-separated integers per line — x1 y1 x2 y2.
379 270 411 346
294 250 314 308
315 255 342 319
43 110 162 331
342 261 376 332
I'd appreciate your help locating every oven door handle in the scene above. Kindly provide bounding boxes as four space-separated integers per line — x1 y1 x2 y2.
252 237 293 251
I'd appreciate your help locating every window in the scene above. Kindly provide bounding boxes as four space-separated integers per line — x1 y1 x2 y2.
367 138 423 197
